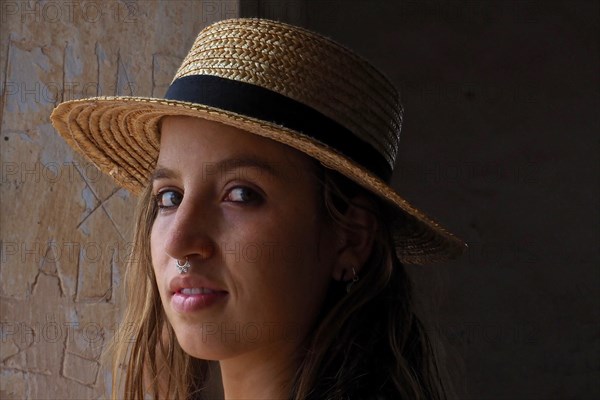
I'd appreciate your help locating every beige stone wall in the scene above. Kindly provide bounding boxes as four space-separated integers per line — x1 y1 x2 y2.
0 1 238 398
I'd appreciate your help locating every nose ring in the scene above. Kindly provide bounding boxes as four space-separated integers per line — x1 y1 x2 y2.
175 257 191 274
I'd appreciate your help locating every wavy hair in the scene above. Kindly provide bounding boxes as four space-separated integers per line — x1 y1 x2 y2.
108 166 453 399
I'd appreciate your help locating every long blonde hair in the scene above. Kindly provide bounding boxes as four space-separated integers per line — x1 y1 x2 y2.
109 183 203 399
109 166 453 399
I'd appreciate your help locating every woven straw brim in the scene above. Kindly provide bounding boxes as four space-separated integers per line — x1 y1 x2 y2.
50 96 467 264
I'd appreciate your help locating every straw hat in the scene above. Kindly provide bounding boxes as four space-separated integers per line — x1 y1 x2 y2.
50 18 466 264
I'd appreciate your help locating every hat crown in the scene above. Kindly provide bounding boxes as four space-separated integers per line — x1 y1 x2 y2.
172 18 403 171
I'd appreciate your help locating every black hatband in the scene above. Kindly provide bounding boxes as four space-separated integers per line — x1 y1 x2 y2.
165 75 392 181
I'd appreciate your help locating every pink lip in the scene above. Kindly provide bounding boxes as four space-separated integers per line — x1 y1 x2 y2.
171 291 228 312
169 276 228 313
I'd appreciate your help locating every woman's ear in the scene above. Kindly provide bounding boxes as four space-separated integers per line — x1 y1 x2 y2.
331 195 378 281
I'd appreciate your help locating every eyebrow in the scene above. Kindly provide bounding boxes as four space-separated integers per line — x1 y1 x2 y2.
151 166 180 182
151 156 281 184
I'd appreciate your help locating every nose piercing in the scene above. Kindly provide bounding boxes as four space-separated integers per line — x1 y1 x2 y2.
175 257 191 274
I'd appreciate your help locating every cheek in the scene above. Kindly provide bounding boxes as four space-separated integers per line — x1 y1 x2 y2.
150 224 159 266
149 223 176 315
149 222 166 281
264 223 335 305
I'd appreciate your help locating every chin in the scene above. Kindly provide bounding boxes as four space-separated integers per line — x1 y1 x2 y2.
172 324 247 361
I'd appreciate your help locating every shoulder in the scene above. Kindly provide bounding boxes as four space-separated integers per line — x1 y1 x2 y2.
357 394 394 400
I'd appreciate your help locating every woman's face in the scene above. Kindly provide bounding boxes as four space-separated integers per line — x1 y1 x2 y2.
150 116 340 360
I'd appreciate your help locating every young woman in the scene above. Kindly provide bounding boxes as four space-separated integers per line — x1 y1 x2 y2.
51 18 466 400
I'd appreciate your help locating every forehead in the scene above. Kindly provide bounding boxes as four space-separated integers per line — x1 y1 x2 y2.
156 115 317 178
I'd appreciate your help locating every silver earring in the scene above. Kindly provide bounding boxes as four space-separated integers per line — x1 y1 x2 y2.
346 267 359 293
176 257 191 274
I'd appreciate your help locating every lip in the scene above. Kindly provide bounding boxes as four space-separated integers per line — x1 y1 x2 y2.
169 275 228 313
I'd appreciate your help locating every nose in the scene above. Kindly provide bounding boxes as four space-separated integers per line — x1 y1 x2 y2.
162 196 215 264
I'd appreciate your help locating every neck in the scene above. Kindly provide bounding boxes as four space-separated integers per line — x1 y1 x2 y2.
219 342 301 400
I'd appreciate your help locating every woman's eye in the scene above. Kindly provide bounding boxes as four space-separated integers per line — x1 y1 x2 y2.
155 190 183 209
224 186 262 203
